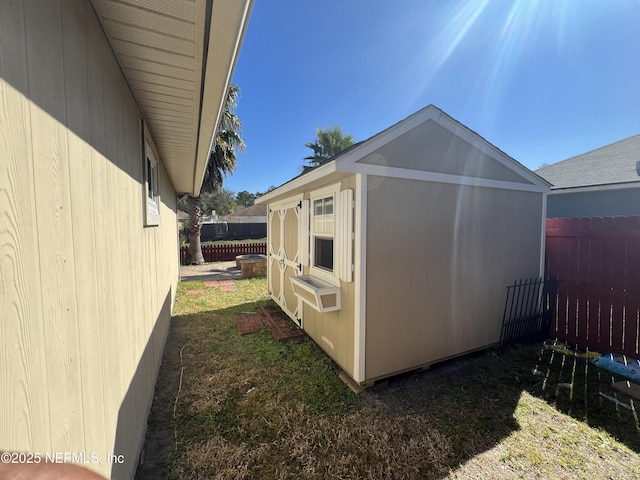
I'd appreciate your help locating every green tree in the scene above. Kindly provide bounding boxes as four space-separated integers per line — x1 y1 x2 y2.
185 84 245 264
235 190 256 207
255 186 277 198
304 126 354 168
201 189 237 215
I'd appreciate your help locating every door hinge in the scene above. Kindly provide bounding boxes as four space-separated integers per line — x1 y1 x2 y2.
297 201 302 208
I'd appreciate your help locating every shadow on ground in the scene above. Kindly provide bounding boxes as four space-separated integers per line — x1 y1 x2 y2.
523 340 640 452
136 298 640 479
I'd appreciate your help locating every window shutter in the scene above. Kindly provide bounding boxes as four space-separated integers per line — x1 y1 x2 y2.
339 189 354 282
298 199 310 267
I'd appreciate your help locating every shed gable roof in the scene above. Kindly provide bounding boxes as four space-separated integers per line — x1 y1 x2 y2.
91 0 252 195
356 118 532 184
535 133 640 189
257 105 549 204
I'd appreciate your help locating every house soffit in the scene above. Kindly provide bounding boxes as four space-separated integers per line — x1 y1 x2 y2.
90 0 252 195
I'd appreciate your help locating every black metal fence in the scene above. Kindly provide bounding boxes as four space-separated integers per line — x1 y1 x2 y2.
499 277 558 351
200 223 267 242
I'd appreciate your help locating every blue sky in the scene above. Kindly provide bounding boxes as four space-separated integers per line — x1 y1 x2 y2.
225 0 640 194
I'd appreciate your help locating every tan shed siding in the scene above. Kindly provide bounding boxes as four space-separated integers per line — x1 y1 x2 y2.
364 176 542 381
358 119 533 185
0 2 178 478
300 176 357 377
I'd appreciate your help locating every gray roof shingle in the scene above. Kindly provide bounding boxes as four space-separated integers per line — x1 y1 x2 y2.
226 204 267 217
536 134 640 189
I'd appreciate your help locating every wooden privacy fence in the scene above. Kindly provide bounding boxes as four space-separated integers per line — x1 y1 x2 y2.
545 217 640 356
180 243 266 265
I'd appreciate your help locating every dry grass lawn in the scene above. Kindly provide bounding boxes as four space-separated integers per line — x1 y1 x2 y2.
136 277 640 480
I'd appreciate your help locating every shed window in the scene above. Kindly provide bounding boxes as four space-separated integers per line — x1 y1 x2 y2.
311 195 335 274
308 184 353 283
314 237 334 271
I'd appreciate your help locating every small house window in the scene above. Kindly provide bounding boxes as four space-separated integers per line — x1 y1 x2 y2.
147 156 159 213
143 123 161 226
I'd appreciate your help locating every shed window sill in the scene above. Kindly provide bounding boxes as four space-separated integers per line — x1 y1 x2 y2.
290 275 341 313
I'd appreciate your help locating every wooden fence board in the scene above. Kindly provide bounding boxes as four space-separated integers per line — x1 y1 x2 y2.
585 284 601 344
546 217 640 357
180 243 267 265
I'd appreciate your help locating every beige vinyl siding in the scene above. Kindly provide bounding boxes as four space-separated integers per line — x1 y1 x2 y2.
300 176 357 378
0 1 178 478
364 176 542 381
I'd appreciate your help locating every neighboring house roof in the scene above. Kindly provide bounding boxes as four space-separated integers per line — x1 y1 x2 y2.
177 210 190 220
536 134 640 190
257 104 550 204
227 204 267 217
91 0 253 196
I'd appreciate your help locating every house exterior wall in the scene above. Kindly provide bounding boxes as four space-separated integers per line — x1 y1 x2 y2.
364 176 543 381
0 2 178 478
546 188 640 218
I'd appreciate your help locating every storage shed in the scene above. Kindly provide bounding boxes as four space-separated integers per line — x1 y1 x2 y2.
256 105 550 386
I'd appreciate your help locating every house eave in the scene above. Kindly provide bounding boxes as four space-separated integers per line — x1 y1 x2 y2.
191 0 253 196
549 180 640 194
90 0 253 196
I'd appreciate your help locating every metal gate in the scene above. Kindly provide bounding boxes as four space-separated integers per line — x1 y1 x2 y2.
499 277 557 350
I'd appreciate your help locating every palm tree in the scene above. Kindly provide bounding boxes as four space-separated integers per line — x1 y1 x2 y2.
186 84 245 264
304 126 354 168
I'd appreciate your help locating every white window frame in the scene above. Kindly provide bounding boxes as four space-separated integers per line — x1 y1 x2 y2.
309 183 341 283
142 122 161 227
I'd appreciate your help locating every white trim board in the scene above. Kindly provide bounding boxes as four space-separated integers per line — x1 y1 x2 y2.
345 163 549 193
256 162 337 204
353 174 367 383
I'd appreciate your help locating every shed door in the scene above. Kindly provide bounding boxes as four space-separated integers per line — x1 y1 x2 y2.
268 197 304 326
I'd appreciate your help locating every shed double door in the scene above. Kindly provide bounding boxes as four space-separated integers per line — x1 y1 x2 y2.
268 196 308 327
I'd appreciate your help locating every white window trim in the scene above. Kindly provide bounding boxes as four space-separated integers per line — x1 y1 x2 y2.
142 122 161 227
309 183 342 284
